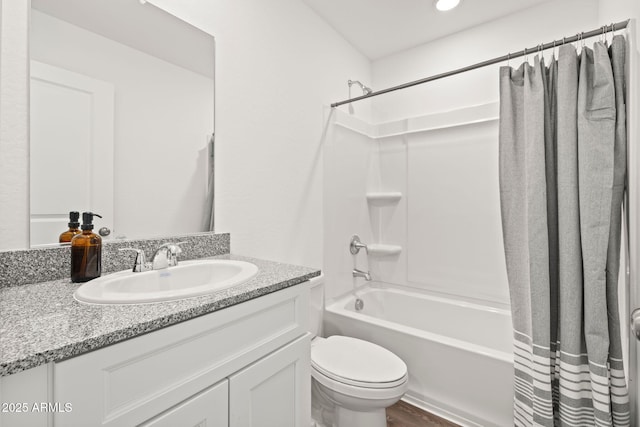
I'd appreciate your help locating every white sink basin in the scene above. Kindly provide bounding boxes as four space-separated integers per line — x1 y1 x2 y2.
74 260 259 304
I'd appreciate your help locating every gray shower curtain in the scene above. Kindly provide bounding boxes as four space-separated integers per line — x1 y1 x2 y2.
499 35 629 426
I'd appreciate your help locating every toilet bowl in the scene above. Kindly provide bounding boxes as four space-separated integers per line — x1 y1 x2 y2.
307 276 408 427
310 335 408 427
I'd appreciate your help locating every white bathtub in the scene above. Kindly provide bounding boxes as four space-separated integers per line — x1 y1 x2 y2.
323 283 514 427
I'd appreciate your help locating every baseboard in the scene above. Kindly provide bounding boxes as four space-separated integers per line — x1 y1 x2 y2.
401 394 484 427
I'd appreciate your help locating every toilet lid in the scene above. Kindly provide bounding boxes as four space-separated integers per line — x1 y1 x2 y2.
311 336 407 388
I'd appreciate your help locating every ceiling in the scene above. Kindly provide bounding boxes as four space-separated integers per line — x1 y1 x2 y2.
301 0 556 60
31 0 214 78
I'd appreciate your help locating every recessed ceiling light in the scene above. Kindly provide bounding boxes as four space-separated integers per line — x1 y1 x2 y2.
435 0 461 11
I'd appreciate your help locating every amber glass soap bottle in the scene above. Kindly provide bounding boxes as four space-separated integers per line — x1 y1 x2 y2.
71 212 103 283
59 211 81 243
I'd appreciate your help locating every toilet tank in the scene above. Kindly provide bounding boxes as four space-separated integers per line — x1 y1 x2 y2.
307 275 324 337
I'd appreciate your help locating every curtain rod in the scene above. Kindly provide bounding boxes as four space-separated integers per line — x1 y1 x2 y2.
331 19 630 108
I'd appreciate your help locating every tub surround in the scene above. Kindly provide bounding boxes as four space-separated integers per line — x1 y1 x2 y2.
0 232 230 288
0 253 320 377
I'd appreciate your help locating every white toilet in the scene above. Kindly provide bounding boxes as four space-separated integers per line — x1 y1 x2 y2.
308 277 408 427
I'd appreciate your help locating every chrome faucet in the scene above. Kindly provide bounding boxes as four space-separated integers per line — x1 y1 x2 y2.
119 242 185 272
352 268 371 281
151 242 185 270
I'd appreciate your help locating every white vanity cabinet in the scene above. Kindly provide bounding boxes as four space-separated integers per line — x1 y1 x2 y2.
0 283 311 427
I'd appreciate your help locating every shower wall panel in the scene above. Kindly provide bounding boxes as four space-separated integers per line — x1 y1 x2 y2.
405 116 509 305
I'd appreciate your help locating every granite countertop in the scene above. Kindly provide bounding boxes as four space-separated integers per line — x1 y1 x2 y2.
0 254 321 377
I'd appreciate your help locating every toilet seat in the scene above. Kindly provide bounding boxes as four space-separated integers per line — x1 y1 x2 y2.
312 365 408 401
311 336 408 394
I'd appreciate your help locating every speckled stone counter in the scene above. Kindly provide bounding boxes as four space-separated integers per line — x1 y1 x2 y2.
0 254 321 377
0 232 230 289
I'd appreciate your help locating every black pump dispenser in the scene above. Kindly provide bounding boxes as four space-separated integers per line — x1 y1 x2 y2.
81 212 102 231
59 211 82 243
68 211 80 228
71 212 103 282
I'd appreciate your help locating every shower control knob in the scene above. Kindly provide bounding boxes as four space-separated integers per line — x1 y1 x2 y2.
350 235 368 255
98 227 111 237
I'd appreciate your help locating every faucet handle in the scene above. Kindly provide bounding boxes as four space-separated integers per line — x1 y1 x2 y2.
157 241 187 266
350 235 368 255
118 248 149 272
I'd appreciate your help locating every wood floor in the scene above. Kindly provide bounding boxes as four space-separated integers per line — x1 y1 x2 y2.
386 401 460 427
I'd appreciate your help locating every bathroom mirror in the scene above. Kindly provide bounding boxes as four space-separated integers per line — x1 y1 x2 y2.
29 0 215 246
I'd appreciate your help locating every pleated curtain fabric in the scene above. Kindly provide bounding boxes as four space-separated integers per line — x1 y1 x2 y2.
499 35 630 427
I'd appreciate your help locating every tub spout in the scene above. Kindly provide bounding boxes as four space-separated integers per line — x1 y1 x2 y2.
352 268 371 281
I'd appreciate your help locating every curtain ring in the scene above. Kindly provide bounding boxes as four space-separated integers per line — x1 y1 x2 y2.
575 32 583 50
524 47 528 63
506 52 510 67
552 40 557 58
581 32 585 48
537 44 543 61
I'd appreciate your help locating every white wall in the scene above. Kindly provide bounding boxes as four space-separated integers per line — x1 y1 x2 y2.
372 0 599 122
147 0 371 268
598 0 640 46
30 11 213 241
0 0 29 250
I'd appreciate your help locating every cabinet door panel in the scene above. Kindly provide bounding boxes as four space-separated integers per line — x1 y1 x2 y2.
139 380 228 427
230 334 310 427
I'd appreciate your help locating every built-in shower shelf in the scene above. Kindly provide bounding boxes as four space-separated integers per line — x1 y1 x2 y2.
366 192 402 206
367 244 402 257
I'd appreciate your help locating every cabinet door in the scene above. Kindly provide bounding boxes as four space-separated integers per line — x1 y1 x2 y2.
229 334 311 427
139 380 228 427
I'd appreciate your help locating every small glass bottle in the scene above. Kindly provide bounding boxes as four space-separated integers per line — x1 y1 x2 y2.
71 212 103 283
59 211 81 243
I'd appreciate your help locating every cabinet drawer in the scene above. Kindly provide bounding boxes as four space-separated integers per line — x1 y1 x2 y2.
54 284 308 427
139 379 228 427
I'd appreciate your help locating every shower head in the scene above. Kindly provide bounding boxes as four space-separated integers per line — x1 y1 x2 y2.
348 79 372 95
